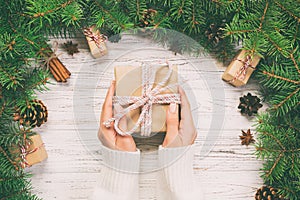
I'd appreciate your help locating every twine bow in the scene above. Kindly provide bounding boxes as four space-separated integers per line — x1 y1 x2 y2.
104 63 181 137
83 27 107 50
230 55 255 83
20 134 44 168
44 41 61 70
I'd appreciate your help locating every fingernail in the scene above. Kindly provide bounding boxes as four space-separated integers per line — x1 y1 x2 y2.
169 103 176 113
111 80 115 85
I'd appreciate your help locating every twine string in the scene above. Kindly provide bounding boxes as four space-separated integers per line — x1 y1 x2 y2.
20 134 45 168
44 41 62 70
230 55 255 83
83 27 107 51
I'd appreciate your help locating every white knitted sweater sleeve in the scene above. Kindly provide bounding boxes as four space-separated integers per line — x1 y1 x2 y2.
157 144 204 200
89 145 140 200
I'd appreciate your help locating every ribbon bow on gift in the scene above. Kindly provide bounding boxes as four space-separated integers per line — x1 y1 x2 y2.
20 134 45 168
83 27 107 50
104 63 181 137
230 55 255 83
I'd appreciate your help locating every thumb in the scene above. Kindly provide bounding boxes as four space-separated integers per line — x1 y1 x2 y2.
163 103 179 147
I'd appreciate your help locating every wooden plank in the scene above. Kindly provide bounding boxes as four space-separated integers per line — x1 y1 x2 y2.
31 35 263 199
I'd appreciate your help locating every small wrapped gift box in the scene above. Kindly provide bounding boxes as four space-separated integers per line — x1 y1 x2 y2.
11 134 48 168
222 50 261 87
84 25 107 58
112 64 180 136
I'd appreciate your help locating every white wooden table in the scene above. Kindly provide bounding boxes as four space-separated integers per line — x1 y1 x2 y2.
30 33 264 199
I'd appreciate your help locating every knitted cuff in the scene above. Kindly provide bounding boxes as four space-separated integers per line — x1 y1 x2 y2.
99 145 140 197
101 145 140 173
158 144 196 193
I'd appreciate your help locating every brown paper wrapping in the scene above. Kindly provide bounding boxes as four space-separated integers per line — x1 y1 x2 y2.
85 26 107 58
25 134 48 166
222 50 261 87
10 134 48 167
115 65 178 133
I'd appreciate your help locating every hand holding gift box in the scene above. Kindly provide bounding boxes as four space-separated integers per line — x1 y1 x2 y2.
103 63 180 137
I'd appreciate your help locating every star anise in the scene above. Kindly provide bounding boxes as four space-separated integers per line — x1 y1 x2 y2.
63 41 79 56
239 129 255 146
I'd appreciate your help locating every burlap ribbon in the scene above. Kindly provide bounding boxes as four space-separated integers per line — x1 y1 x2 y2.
104 64 181 136
230 55 255 83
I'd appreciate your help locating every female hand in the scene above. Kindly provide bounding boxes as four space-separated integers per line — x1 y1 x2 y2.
162 87 197 148
98 81 137 152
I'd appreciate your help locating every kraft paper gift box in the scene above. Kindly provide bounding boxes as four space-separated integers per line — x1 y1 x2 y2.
84 26 107 58
10 134 48 168
222 50 261 87
114 65 178 134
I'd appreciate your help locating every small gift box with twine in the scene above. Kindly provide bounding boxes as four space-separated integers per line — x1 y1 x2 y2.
103 63 180 137
84 25 108 58
10 134 48 168
222 50 261 87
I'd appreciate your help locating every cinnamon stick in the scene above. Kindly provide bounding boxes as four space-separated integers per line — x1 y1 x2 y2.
49 61 66 82
49 64 62 82
52 58 70 79
56 58 71 76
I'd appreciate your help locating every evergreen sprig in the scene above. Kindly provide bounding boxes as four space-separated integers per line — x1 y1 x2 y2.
0 0 83 199
1 0 299 199
255 112 300 200
225 0 300 199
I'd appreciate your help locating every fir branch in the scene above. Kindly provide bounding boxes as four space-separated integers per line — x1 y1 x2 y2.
153 11 170 28
178 0 186 17
92 0 124 29
135 0 142 21
29 0 74 18
0 102 6 117
266 152 283 178
273 87 300 110
262 70 300 84
0 146 19 171
0 187 31 200
7 19 36 47
274 1 300 23
262 31 289 57
256 146 300 153
0 66 20 89
290 52 300 73
258 1 269 32
261 131 286 151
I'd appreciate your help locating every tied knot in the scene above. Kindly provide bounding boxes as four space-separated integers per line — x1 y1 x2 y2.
143 93 155 104
104 63 181 136
44 41 62 70
83 26 107 50
230 54 255 83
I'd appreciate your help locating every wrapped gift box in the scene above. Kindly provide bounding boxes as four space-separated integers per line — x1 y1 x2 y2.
84 26 107 58
114 64 178 134
10 134 48 168
222 50 261 87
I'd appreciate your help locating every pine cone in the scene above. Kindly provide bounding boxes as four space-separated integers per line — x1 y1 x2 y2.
204 23 224 45
255 186 286 200
238 93 262 116
138 9 157 28
19 100 48 127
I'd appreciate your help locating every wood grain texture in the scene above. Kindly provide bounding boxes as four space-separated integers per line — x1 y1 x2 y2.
30 34 264 199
